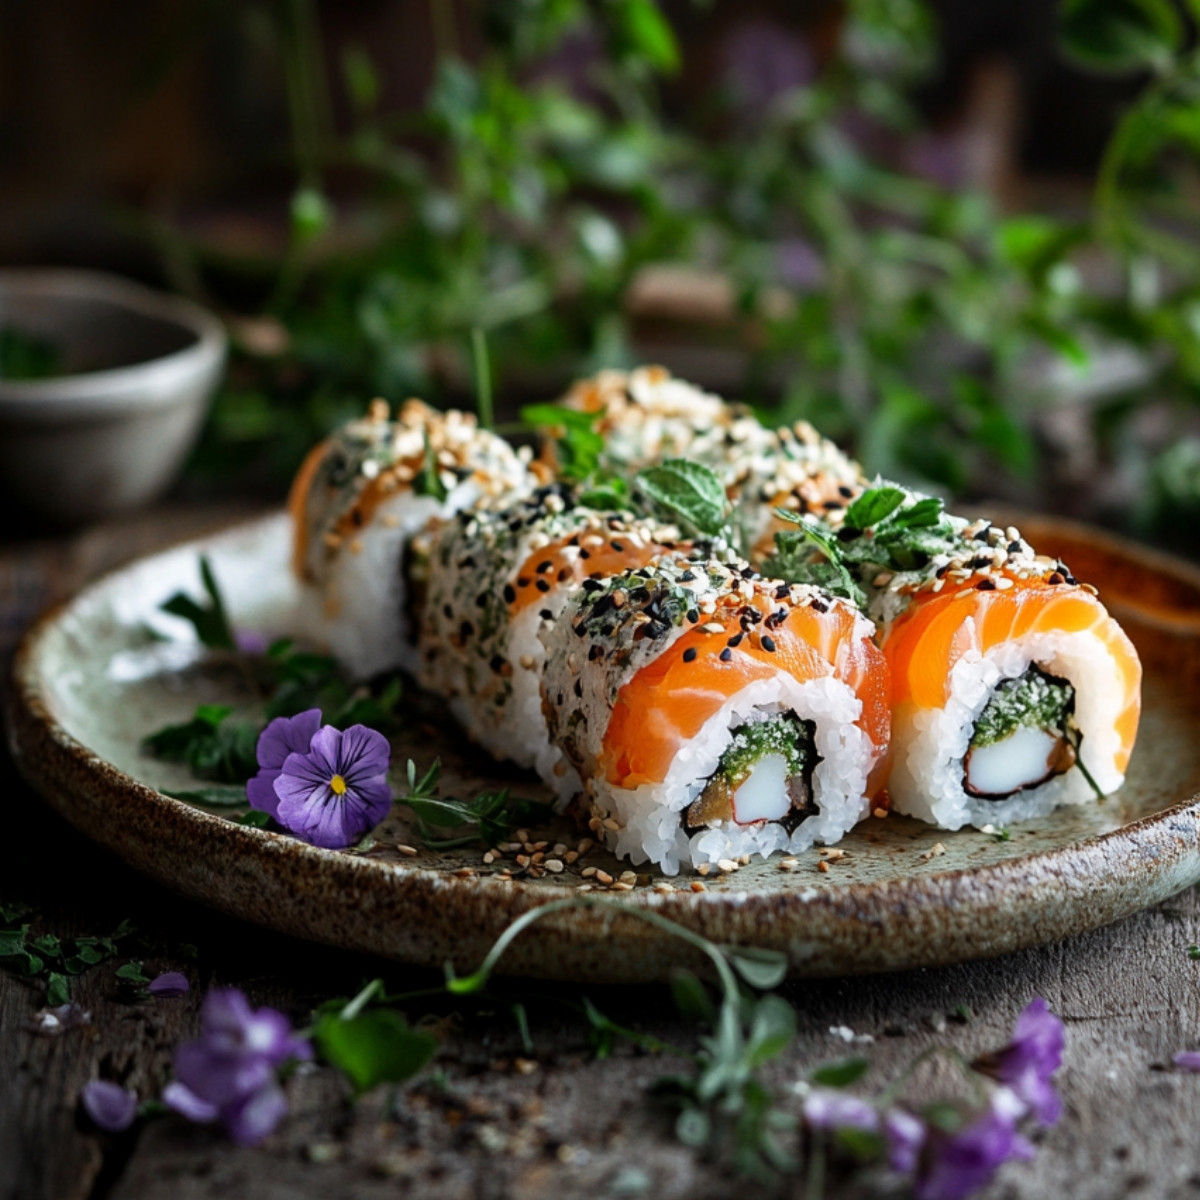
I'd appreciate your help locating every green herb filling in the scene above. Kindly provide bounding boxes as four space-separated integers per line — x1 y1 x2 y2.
714 714 814 786
970 668 1074 750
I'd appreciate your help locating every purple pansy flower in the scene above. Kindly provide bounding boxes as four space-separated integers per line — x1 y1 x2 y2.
272 723 392 849
884 1106 927 1173
163 988 311 1146
148 971 190 998
914 1088 1035 1200
973 997 1064 1125
81 1080 138 1133
803 1090 880 1132
1175 1051 1200 1071
246 709 323 820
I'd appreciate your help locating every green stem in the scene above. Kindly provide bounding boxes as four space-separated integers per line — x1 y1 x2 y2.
471 327 494 430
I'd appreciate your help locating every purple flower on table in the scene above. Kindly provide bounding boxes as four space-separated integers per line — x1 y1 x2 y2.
884 1106 926 1173
972 997 1065 1125
246 709 323 821
1174 1051 1200 1071
803 1089 880 1133
914 1088 1035 1200
81 1080 138 1133
148 971 190 998
163 988 311 1146
272 723 392 849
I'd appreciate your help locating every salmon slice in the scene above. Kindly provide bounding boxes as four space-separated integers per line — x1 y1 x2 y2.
602 590 889 789
508 530 684 618
883 574 1141 776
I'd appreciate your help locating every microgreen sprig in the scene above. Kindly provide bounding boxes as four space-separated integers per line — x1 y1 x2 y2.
393 759 553 850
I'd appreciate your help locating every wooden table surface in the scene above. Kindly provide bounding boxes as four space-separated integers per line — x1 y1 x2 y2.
3 504 1200 1200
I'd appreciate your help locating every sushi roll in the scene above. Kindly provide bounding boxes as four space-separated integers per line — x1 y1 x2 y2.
768 484 1142 830
541 554 890 874
288 399 536 680
418 484 687 802
877 531 1141 830
546 365 865 553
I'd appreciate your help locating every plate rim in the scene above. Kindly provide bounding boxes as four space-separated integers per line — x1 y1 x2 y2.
8 510 1200 982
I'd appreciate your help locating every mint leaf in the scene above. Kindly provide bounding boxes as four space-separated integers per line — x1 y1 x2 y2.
160 556 236 650
810 1057 870 1088
726 947 789 991
46 973 70 1007
165 785 251 808
315 1008 438 1094
844 486 906 531
635 459 728 538
237 810 274 828
144 708 259 783
521 404 605 483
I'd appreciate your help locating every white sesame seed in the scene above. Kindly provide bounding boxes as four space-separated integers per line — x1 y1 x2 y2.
397 844 418 856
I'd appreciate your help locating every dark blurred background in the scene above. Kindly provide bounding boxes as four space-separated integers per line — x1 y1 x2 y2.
2 0 1198 542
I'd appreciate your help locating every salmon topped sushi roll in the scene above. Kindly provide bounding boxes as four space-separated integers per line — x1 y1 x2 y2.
541 554 889 873
288 399 536 679
879 549 1141 830
763 482 1142 830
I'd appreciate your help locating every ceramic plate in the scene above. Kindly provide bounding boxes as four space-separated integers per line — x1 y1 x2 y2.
9 513 1200 982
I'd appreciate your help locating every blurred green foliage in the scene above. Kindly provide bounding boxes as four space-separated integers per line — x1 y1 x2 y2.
171 0 1200 538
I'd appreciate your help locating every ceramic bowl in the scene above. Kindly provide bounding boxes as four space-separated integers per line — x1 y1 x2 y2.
0 269 226 525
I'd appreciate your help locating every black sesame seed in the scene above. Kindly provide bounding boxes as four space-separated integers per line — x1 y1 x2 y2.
1007 541 1021 554
582 578 603 593
442 603 453 619
976 578 996 591
727 632 744 648
476 592 488 607
838 485 855 498
574 679 583 698
490 655 505 672
970 555 991 570
537 560 553 574
611 541 625 553
680 570 696 582
503 584 516 604
774 584 790 599
682 646 698 663
557 567 571 582
761 634 777 652
460 620 474 639
687 609 699 624
1048 572 1064 585
973 527 990 542
719 648 733 662
811 599 828 613
580 549 591 560
588 644 604 661
536 579 551 593
459 555 476 569
518 576 532 588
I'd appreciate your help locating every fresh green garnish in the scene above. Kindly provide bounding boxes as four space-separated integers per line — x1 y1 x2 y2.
634 458 730 540
143 705 260 783
970 670 1074 749
521 404 605 484
416 429 449 501
160 556 236 651
0 916 135 1003
766 515 866 607
394 759 553 849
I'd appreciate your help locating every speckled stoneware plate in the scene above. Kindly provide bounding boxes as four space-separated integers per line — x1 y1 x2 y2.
9 513 1200 982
